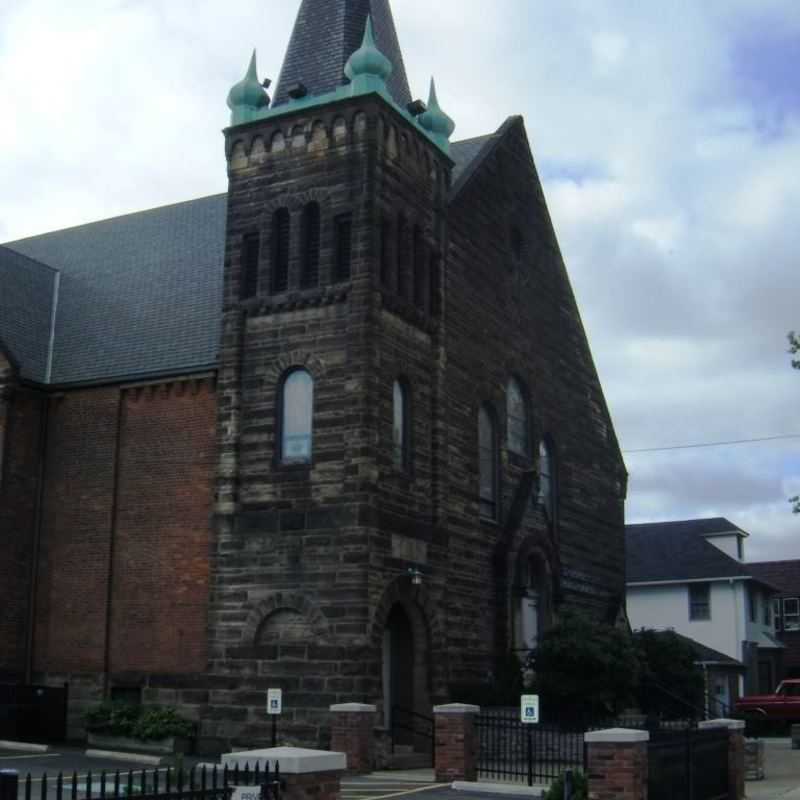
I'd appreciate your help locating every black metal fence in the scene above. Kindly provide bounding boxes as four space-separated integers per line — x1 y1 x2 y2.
648 728 729 800
0 684 68 743
0 763 281 800
475 709 585 785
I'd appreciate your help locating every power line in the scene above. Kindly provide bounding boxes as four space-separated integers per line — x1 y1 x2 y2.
623 433 800 454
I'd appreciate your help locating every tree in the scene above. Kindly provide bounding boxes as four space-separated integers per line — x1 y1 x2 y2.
531 609 640 722
633 629 705 718
790 332 799 514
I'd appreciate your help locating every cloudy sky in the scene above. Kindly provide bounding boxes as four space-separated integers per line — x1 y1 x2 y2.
1 0 798 561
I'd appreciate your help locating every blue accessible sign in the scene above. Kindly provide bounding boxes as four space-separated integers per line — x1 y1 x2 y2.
520 694 539 724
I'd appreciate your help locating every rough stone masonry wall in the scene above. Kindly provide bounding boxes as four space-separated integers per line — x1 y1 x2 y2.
443 118 627 679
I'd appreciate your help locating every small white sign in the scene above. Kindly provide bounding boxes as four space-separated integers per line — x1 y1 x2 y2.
232 787 261 800
520 694 539 724
267 688 282 715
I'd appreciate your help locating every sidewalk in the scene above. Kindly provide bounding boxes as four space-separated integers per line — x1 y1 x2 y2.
747 739 800 799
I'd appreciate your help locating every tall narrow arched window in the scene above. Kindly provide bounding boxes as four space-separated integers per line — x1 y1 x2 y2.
397 213 408 298
272 208 290 294
538 439 555 519
392 379 409 469
334 213 353 281
507 378 529 457
413 225 427 311
280 369 313 464
479 405 498 520
241 232 260 300
301 202 320 288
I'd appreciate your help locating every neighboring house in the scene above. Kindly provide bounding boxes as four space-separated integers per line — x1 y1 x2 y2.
626 518 782 711
0 0 626 750
748 560 800 682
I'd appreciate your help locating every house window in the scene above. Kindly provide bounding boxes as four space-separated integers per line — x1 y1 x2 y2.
479 405 498 520
280 369 313 464
689 583 711 621
784 598 800 631
300 202 320 288
334 213 352 281
774 598 783 631
538 439 555 519
241 233 260 300
748 586 757 623
392 379 409 469
272 208 290 294
507 378 529 457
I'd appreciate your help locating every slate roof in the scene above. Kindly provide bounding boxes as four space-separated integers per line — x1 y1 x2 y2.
748 560 800 596
1 136 497 387
4 194 226 386
669 632 744 667
0 246 58 383
626 518 760 584
273 0 411 108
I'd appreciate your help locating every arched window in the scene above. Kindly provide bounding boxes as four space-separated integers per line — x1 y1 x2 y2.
538 439 555 519
241 232 260 300
280 369 313 464
271 208 290 294
507 378 529 456
334 213 353 281
413 225 426 311
479 405 498 520
301 202 320 288
392 379 409 469
397 213 408 298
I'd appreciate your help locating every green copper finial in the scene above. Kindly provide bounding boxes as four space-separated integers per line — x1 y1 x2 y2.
418 77 455 152
344 15 393 95
227 49 269 125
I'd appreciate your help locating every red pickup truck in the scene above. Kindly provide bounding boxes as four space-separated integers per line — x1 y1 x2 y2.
735 679 800 719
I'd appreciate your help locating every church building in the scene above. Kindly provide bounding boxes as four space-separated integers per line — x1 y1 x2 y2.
0 0 626 753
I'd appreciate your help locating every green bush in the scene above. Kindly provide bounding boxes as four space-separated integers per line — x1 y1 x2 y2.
86 704 193 741
543 770 588 800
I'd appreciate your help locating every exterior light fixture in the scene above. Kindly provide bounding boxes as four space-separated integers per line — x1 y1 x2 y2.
407 567 423 585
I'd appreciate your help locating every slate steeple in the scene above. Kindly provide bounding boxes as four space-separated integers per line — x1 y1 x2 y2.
273 0 412 108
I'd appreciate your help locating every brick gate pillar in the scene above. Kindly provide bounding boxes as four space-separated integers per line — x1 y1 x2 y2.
699 718 746 800
584 728 649 800
433 703 480 783
329 703 377 774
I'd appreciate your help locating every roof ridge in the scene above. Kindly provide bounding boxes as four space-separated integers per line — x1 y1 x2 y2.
4 192 227 246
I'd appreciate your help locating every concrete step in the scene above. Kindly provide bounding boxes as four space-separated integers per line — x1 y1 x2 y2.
387 752 433 770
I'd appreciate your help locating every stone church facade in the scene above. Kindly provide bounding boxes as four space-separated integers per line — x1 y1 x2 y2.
0 0 626 753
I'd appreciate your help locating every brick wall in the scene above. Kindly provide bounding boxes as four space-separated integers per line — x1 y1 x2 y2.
0 360 46 676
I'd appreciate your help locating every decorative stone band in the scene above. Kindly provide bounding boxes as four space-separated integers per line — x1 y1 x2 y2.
698 719 746 731
584 728 650 744
222 747 346 774
433 703 481 715
329 704 377 713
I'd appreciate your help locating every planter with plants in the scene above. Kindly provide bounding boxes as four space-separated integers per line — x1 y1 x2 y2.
86 704 194 755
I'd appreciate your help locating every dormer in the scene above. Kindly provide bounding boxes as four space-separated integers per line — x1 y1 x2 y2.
699 517 749 562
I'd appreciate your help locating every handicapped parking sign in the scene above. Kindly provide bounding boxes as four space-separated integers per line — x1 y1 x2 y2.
267 688 282 715
520 694 539 723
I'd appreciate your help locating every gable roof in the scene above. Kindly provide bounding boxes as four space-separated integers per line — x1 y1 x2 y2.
273 0 411 109
669 632 744 667
0 246 59 383
748 560 800 596
5 194 226 387
626 518 755 584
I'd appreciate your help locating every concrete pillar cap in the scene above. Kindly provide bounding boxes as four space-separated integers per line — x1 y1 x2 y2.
698 718 746 731
329 703 377 713
584 728 650 743
433 703 480 714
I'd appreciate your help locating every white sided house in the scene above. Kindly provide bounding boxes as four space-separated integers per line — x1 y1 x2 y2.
626 518 782 711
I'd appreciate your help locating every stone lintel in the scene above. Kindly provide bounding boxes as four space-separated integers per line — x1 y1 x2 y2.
329 703 376 713
699 718 746 731
584 728 649 744
433 703 480 715
222 747 346 774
